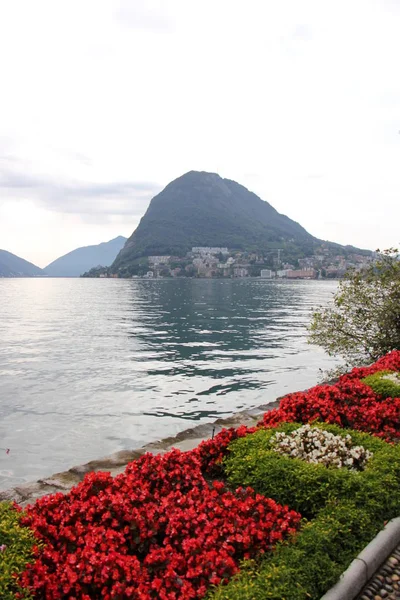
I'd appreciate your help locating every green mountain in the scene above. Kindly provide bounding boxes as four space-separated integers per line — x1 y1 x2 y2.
45 236 127 277
113 171 318 271
0 250 44 277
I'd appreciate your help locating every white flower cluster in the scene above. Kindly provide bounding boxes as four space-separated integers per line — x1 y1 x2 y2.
382 372 400 384
270 425 373 471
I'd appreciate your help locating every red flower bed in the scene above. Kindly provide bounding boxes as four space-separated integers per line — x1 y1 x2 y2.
195 425 256 476
16 351 400 599
260 350 400 441
196 351 400 476
19 449 300 600
338 350 400 384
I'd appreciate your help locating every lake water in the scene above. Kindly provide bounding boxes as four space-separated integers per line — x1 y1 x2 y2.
0 278 338 490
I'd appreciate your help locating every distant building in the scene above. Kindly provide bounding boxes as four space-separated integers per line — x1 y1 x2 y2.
260 269 273 278
286 269 317 279
145 271 154 278
276 269 290 278
191 247 229 255
233 267 248 277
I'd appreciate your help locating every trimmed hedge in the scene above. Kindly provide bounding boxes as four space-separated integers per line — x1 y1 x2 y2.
362 370 400 399
0 502 37 600
223 423 400 519
208 500 378 600
208 423 400 599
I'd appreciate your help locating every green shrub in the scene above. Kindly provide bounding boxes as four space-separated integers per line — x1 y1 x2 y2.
208 423 400 599
208 501 377 600
223 423 400 520
362 370 400 399
308 248 400 365
0 502 37 600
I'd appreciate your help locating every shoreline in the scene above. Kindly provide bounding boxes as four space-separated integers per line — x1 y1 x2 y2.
0 399 281 507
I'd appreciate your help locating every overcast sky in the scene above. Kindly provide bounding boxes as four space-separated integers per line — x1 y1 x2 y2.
0 0 399 267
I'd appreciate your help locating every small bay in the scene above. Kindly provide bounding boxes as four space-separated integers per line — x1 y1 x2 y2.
0 277 338 490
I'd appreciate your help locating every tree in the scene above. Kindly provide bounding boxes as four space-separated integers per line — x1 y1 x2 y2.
308 249 400 366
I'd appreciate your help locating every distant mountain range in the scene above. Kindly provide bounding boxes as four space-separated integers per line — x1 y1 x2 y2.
0 250 44 277
112 171 370 274
0 237 127 278
2 171 371 279
44 236 127 277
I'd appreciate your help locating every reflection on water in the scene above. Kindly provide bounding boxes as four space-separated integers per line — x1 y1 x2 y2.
0 278 338 489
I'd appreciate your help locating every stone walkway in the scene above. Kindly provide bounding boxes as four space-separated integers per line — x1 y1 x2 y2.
358 545 400 600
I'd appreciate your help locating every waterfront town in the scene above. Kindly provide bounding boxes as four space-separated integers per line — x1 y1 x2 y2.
98 245 375 280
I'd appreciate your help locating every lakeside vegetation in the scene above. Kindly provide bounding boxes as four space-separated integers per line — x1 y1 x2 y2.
1 351 400 599
2 251 400 598
309 248 400 365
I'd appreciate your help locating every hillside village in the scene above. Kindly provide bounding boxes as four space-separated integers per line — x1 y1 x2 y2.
93 245 374 279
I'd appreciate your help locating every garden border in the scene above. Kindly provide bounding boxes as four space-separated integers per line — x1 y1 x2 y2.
2 395 400 600
320 517 400 600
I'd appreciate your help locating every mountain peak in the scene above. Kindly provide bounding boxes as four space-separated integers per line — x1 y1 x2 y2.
178 170 221 179
112 171 313 272
166 170 224 189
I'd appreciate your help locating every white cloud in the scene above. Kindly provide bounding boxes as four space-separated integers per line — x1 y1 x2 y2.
115 0 173 31
0 0 399 266
0 160 159 217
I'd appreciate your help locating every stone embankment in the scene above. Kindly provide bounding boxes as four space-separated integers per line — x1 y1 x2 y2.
0 401 279 507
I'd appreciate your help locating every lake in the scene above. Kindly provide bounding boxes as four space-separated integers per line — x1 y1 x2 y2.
0 277 338 490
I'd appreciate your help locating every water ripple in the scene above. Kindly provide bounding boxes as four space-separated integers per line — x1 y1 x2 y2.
0 278 338 489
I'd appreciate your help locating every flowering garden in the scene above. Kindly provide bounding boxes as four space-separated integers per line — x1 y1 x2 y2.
2 350 400 599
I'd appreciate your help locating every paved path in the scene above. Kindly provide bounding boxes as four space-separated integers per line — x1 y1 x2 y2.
358 545 400 600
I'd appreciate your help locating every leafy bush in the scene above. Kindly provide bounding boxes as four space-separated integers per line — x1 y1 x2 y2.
362 369 400 399
224 423 400 520
0 502 37 600
207 423 400 599
208 501 378 600
308 248 400 365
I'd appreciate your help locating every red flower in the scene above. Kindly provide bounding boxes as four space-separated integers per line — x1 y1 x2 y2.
19 449 300 599
18 350 400 599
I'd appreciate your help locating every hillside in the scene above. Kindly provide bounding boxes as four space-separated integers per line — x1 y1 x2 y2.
45 236 127 277
113 171 318 271
0 250 44 277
